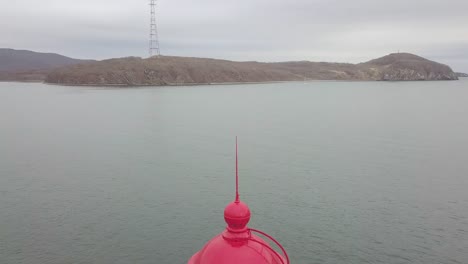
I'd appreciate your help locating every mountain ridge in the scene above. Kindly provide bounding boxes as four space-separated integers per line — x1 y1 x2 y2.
0 48 91 71
0 48 91 81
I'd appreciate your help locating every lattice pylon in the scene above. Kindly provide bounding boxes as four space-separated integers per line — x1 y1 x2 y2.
149 0 160 57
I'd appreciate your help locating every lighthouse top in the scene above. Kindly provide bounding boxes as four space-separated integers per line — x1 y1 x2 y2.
187 137 289 264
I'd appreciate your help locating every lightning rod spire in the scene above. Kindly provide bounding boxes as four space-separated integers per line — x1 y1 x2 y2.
235 136 239 203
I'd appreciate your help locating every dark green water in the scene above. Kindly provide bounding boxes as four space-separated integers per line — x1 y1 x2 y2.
1 80 468 264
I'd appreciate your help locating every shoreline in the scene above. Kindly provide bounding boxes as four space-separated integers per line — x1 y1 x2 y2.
36 78 460 88
2 76 464 88
0 78 461 88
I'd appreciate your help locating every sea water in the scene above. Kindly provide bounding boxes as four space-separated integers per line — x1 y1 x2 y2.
1 80 467 264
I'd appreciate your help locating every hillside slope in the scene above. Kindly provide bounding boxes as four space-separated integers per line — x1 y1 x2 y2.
361 53 457 81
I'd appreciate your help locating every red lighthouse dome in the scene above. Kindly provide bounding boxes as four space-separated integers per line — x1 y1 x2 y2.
187 138 289 264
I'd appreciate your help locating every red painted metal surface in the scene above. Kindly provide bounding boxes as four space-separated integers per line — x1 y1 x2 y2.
187 138 289 264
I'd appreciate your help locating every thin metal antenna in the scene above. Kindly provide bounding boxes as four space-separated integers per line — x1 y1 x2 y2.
149 0 160 57
235 136 239 203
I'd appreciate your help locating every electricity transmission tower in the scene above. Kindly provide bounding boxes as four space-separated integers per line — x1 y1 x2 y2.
149 0 160 57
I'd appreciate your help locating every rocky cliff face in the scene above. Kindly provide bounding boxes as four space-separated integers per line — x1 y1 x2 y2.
45 53 458 86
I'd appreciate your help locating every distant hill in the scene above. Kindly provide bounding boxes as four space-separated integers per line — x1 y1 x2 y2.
0 48 90 81
361 53 457 81
45 52 458 86
456 72 468 77
0 48 88 71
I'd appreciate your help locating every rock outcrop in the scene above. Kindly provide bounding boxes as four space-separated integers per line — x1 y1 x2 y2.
42 53 458 86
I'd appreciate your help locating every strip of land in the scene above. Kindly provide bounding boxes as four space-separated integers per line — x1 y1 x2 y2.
0 48 460 85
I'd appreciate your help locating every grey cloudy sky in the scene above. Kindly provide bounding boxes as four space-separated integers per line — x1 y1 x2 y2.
1 0 467 72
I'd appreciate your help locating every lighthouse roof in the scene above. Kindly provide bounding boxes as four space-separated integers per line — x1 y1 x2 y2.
187 138 289 264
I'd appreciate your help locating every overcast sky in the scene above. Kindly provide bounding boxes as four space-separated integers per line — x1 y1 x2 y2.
1 0 467 72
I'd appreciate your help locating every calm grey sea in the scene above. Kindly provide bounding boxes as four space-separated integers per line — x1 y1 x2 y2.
1 80 468 264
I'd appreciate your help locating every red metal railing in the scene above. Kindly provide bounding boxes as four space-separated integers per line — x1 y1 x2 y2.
248 228 290 264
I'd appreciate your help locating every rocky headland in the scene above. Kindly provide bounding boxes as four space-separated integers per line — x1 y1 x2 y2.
45 53 458 86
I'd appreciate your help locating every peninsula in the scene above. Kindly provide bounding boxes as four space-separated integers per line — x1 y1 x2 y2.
0 48 459 85
45 53 458 86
